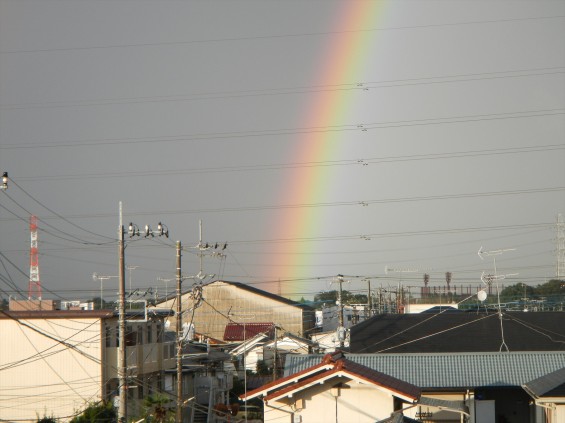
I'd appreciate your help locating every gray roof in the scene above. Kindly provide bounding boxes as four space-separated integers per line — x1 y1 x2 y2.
375 414 420 423
523 366 565 397
284 352 565 389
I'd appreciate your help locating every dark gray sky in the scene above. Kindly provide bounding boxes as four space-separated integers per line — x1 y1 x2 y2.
1 0 564 302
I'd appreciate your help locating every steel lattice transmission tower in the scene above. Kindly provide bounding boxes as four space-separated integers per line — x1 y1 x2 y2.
557 213 565 280
28 215 42 300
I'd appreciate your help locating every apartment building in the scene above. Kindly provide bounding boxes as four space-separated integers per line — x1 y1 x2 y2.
0 308 174 422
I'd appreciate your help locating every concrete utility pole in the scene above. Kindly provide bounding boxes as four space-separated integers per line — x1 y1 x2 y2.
366 279 372 317
176 240 183 423
117 204 169 423
118 202 127 423
337 275 345 348
272 325 277 382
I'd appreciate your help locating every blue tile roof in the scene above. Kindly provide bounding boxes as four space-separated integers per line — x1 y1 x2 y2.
285 352 565 389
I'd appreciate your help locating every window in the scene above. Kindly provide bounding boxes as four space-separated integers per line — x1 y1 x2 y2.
126 325 136 346
105 326 111 348
138 379 144 399
137 326 143 345
156 324 163 343
147 324 152 344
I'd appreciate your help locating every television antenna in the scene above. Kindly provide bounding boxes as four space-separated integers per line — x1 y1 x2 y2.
477 246 518 352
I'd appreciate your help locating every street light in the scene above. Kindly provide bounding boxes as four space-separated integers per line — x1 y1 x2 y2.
92 273 117 309
1 172 7 190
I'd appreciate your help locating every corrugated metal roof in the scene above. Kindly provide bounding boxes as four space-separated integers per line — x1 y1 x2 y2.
285 352 565 388
223 322 274 341
523 366 565 397
207 280 314 310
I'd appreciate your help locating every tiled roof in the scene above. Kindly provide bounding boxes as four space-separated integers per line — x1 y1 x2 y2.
244 351 419 403
223 322 274 341
285 352 565 389
338 358 420 400
350 311 565 353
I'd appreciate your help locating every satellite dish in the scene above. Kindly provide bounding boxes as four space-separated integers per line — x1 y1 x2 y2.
477 290 487 302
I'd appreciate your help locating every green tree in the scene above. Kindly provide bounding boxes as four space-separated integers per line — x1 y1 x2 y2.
143 394 174 423
255 359 270 375
36 416 56 423
313 290 368 308
535 279 565 297
70 401 115 423
500 283 535 302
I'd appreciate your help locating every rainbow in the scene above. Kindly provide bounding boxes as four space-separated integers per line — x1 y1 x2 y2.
265 1 386 293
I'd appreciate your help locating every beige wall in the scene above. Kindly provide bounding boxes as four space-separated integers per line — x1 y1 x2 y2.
0 312 175 422
159 281 312 340
265 380 396 423
0 315 103 422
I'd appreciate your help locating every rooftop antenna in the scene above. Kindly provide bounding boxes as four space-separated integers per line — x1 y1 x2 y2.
478 246 518 352
557 214 565 280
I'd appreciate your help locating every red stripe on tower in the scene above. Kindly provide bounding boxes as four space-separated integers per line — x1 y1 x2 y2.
28 215 42 300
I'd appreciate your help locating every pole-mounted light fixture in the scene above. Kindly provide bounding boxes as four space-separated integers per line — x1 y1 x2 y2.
1 172 7 190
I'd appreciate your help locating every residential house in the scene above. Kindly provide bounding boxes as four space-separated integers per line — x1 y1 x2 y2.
315 304 370 332
228 329 317 376
349 310 565 353
285 351 565 423
242 351 421 423
310 330 349 354
523 367 565 423
0 308 174 422
163 340 234 423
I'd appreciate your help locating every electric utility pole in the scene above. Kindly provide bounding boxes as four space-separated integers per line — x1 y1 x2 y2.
176 240 183 423
337 275 345 348
118 203 127 423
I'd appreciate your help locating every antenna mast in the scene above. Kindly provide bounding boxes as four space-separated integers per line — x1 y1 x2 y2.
28 215 42 300
557 214 565 280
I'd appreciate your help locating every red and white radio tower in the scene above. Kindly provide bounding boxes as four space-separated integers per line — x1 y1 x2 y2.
28 215 42 300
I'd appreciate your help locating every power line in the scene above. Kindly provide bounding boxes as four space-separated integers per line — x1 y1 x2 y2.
1 66 562 110
7 143 564 182
1 108 562 150
10 179 116 242
1 14 562 54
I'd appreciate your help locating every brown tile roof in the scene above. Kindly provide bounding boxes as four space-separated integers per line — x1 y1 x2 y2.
242 350 420 403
